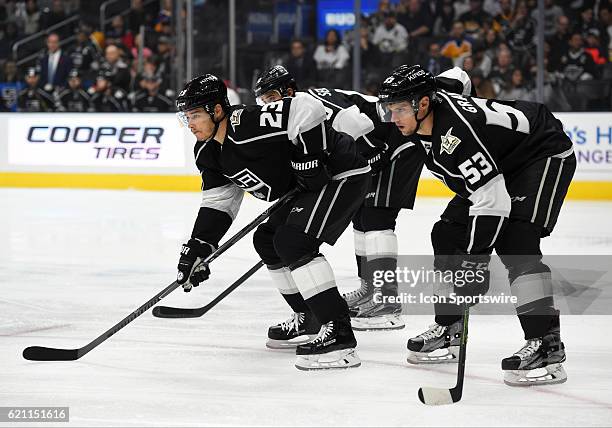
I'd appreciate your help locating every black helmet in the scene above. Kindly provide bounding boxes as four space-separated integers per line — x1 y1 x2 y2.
377 64 436 121
253 65 297 99
176 73 230 116
378 65 436 105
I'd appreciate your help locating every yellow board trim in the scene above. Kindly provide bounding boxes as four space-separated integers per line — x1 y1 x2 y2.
1 172 612 200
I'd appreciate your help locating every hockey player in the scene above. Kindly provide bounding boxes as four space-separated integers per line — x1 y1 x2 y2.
377 64 575 386
131 75 174 112
56 69 91 112
255 65 473 332
17 67 55 112
88 70 129 112
175 74 371 370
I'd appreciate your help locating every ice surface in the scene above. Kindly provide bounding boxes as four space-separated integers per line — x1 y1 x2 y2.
1 189 611 426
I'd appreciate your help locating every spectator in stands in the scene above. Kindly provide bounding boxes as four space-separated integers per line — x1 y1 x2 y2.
1 60 19 83
56 69 90 112
370 0 394 31
504 0 536 70
127 0 155 34
584 28 608 65
471 39 493 77
459 0 491 37
154 0 172 33
397 0 432 41
461 55 475 74
131 32 153 62
106 15 134 51
420 41 453 75
0 61 23 111
557 32 599 81
155 35 173 88
15 0 41 36
0 22 20 60
372 11 408 65
131 74 173 112
492 0 513 34
598 7 611 61
530 0 563 38
313 29 351 86
441 21 472 65
498 68 535 101
547 15 570 71
88 70 128 112
17 67 55 112
433 0 455 37
488 45 514 95
40 0 69 38
285 39 317 89
577 7 599 40
101 44 131 92
70 24 101 84
469 68 496 98
38 32 73 92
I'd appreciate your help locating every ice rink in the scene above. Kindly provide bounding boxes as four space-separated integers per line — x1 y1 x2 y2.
1 188 611 427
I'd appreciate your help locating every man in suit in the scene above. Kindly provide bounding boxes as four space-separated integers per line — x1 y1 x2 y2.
38 32 73 92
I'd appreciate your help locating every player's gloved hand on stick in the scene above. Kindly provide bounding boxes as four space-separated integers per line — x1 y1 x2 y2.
177 238 214 292
291 154 330 192
364 144 390 174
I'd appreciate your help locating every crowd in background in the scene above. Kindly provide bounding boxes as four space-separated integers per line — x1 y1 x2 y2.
1 0 612 112
0 0 175 112
268 0 612 111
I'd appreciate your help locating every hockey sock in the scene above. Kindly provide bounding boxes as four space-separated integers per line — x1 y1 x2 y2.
291 256 349 323
268 264 309 313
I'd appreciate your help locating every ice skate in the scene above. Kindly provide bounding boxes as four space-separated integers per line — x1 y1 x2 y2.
502 333 567 386
406 319 462 364
351 297 405 331
343 279 374 312
266 311 321 350
294 315 361 370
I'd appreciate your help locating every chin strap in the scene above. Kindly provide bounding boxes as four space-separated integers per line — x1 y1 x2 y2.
413 98 433 134
203 111 227 143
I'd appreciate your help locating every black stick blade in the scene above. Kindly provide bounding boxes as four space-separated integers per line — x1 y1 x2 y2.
418 387 456 405
23 346 79 361
152 305 200 318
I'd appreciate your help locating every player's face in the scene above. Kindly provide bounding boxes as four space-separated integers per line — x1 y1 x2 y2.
388 101 417 135
259 90 282 104
182 107 215 141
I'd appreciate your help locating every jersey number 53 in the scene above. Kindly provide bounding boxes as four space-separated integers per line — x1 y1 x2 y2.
458 152 493 185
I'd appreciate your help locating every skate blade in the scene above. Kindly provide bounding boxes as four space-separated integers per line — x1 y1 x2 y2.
266 335 317 350
407 346 459 364
504 363 568 387
352 314 405 331
295 349 361 371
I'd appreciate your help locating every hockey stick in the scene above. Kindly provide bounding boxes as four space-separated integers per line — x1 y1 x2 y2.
418 303 470 405
22 189 298 361
152 260 264 318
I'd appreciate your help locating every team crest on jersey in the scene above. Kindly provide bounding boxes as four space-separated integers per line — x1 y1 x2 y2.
226 168 272 201
230 108 243 129
440 127 461 155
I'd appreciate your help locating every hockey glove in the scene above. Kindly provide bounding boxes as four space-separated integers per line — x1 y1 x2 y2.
291 154 331 192
364 144 390 174
177 238 214 292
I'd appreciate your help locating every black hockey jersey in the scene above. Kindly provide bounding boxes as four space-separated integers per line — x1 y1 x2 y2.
419 90 573 254
190 93 369 246
195 93 368 201
17 88 55 112
132 91 174 112
56 88 90 112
